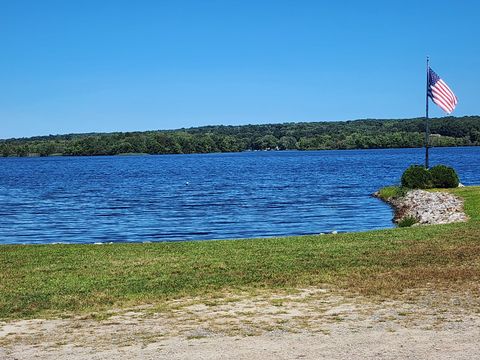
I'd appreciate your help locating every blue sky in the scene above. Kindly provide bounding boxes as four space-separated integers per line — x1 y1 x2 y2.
1 0 478 139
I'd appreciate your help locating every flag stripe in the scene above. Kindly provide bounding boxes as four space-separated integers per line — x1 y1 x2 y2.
441 82 457 104
431 85 450 102
436 81 455 103
432 96 452 113
431 86 454 112
434 96 454 113
431 86 452 105
432 84 455 109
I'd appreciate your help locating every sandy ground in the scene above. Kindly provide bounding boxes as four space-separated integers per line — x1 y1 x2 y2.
1 288 479 359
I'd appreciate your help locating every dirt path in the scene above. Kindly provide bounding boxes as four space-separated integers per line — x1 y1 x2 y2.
1 288 479 359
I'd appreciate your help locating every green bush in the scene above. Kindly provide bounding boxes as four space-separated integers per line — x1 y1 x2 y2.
400 164 460 189
398 216 418 227
401 165 432 189
430 165 460 188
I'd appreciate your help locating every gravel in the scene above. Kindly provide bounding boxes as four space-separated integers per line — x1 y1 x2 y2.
378 189 468 225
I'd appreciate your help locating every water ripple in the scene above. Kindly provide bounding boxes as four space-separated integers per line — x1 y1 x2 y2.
0 147 479 244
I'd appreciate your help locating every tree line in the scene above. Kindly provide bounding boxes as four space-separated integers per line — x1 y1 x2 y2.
1 116 479 157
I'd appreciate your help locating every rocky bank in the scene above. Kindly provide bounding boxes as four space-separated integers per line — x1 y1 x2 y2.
375 189 468 226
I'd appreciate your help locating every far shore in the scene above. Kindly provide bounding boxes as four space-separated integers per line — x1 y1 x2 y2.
1 144 480 159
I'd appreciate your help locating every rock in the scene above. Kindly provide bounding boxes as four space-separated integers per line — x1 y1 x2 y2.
458 183 465 187
379 189 468 226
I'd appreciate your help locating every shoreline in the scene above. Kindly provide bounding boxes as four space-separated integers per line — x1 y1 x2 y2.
1 144 479 158
0 230 346 247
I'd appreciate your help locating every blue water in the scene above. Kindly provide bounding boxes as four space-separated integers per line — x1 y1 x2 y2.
0 147 478 245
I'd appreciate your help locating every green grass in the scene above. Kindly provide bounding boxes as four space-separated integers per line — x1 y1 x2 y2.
1 187 479 320
376 186 407 200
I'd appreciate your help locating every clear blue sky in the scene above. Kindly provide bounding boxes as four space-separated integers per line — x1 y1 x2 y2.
1 0 478 139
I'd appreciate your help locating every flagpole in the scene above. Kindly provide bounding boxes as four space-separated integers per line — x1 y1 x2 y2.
425 56 430 169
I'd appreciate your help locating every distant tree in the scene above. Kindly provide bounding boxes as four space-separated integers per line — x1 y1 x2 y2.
278 136 298 150
112 141 134 154
37 142 56 157
256 135 278 150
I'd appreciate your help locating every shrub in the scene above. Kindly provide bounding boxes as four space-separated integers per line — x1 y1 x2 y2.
429 165 460 188
398 216 418 227
400 164 460 189
401 165 432 189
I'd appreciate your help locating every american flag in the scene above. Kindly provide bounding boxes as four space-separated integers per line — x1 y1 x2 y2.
428 67 458 114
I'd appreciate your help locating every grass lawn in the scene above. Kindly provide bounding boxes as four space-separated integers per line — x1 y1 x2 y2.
1 187 479 320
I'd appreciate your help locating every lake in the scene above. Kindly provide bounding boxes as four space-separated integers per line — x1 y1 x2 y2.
0 147 479 245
